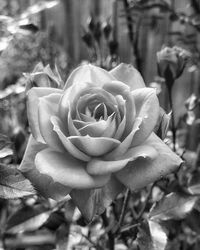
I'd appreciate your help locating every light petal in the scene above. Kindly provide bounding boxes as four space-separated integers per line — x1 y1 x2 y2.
64 64 116 90
116 133 183 190
51 116 91 162
35 148 110 189
27 87 62 143
105 117 142 159
69 135 121 157
110 63 145 90
87 144 157 175
38 93 64 152
131 88 160 147
19 135 70 200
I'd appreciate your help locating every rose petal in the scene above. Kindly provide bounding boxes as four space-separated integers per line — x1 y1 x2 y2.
27 87 62 143
105 117 142 159
69 135 121 157
113 95 126 140
87 144 157 175
35 148 110 189
79 113 116 138
38 93 64 152
116 133 183 190
110 63 145 90
131 88 160 147
19 135 70 200
51 116 91 162
64 64 116 90
103 81 136 138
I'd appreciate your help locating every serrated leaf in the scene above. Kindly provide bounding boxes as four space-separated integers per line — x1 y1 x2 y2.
137 220 167 250
149 192 198 221
6 205 51 234
0 164 36 199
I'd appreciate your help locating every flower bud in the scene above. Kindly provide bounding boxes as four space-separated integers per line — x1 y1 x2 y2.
157 46 191 87
24 63 63 92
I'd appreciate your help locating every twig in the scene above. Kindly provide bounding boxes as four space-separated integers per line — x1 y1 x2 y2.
120 223 140 234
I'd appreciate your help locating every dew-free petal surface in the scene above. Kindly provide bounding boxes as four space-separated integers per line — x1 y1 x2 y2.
109 63 145 90
68 135 121 157
35 148 110 189
38 93 64 152
27 87 62 143
87 144 157 175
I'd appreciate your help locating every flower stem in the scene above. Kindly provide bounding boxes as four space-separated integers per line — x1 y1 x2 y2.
113 189 131 234
168 86 176 152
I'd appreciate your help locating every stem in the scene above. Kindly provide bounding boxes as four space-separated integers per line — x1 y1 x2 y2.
168 86 176 152
113 189 131 234
101 212 115 250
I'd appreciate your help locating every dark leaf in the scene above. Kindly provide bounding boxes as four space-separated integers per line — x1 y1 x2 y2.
136 220 167 250
6 204 51 234
0 164 35 199
149 192 197 221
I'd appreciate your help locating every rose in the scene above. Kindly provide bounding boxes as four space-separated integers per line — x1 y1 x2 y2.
157 46 190 86
19 63 182 220
24 62 63 92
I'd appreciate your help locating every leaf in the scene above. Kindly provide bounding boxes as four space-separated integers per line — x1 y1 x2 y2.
188 172 200 195
0 134 12 150
70 176 125 222
136 220 167 250
6 205 51 234
0 147 13 158
149 192 198 221
0 164 36 199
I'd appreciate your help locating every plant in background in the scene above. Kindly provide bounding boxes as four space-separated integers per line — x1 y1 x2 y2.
157 46 191 151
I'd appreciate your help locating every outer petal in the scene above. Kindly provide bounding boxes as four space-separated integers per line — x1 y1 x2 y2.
109 63 145 90
19 135 70 200
35 148 110 189
116 133 183 190
27 87 62 143
87 144 157 175
64 64 116 90
38 93 64 152
131 88 160 147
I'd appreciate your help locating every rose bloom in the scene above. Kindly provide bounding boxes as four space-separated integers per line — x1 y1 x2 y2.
157 46 190 81
19 63 182 219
